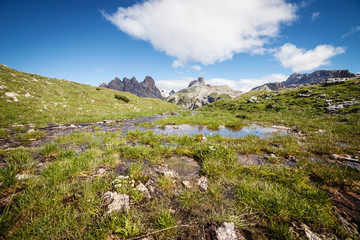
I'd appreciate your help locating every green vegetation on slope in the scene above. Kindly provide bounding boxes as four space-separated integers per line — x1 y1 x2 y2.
0 65 180 127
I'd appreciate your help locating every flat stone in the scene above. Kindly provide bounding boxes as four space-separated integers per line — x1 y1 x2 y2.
16 174 32 180
103 191 130 214
216 222 241 240
182 180 192 189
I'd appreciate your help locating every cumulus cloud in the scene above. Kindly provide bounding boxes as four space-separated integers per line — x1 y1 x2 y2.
156 77 194 91
102 0 296 66
273 43 345 72
190 65 202 71
156 74 288 92
311 12 320 22
342 25 360 38
207 74 288 92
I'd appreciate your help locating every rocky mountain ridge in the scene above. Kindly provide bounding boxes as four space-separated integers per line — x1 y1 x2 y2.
283 70 355 87
166 77 242 109
100 76 163 99
250 82 285 92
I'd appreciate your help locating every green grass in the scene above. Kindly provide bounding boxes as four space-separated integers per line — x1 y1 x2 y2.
0 129 356 239
0 65 180 127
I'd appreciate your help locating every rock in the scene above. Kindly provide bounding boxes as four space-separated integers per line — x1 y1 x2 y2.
197 176 208 191
216 222 240 240
301 224 322 240
247 96 258 103
298 94 312 97
135 182 151 199
250 82 285 92
188 77 206 88
101 76 163 99
161 170 178 178
270 153 278 159
5 92 18 98
103 191 130 214
182 180 192 189
97 168 106 174
16 174 31 180
330 154 360 163
325 101 358 113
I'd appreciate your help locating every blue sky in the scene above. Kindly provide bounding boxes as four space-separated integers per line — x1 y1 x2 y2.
0 0 359 92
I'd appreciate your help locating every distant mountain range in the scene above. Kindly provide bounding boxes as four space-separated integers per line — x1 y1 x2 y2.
100 76 163 99
250 70 356 92
282 70 355 87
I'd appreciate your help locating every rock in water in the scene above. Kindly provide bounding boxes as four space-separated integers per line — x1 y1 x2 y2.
100 76 163 99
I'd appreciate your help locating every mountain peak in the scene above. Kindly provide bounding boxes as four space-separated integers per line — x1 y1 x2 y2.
100 76 162 99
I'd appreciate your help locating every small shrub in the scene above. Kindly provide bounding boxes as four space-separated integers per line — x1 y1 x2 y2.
152 209 176 229
115 94 130 103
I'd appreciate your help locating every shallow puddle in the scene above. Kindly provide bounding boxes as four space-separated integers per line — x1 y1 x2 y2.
152 124 287 138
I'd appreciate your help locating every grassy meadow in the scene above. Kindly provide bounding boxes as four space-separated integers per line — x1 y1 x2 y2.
0 66 359 239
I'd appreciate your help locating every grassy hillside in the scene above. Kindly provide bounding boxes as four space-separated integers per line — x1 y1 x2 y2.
0 65 180 127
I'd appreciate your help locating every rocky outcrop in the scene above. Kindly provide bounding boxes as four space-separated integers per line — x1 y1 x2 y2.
283 70 355 87
250 82 285 92
161 89 175 98
188 77 206 88
166 78 242 109
100 76 163 99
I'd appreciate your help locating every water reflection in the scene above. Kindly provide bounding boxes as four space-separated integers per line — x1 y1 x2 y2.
153 124 287 138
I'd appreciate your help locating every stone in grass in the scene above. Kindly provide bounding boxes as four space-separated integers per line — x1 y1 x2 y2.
135 182 151 199
16 174 32 180
103 191 130 214
301 224 322 240
216 222 241 240
197 176 208 191
182 180 192 189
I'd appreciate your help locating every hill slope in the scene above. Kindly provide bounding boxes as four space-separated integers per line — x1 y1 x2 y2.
0 65 180 127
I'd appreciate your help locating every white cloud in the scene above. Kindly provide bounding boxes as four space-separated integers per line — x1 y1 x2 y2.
207 74 287 92
311 12 320 22
274 43 345 72
102 0 296 66
156 74 288 93
190 65 202 71
300 0 314 8
342 25 360 38
156 77 194 91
